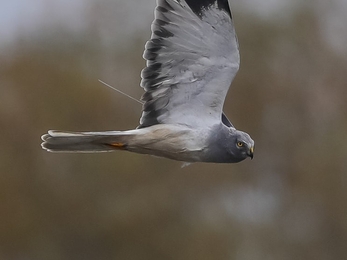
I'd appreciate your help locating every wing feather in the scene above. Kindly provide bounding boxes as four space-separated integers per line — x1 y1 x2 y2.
139 0 239 128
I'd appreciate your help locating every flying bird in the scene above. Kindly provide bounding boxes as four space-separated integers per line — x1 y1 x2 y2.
41 0 254 163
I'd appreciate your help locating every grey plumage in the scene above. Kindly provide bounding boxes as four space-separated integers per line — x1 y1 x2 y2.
41 0 255 163
139 0 239 129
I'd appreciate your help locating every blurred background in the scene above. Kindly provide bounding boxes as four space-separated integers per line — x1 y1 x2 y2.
0 0 346 259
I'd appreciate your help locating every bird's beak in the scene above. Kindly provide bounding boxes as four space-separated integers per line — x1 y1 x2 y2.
248 146 254 159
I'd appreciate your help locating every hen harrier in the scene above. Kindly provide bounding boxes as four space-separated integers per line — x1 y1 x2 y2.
42 0 254 163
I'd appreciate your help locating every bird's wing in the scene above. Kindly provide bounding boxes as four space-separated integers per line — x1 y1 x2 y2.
222 112 234 128
139 0 240 128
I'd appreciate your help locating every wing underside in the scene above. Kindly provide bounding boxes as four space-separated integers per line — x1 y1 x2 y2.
139 0 240 128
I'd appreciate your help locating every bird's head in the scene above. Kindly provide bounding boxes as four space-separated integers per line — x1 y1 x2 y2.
226 128 254 162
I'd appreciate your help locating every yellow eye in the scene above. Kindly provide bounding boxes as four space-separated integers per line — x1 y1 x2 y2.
237 142 244 147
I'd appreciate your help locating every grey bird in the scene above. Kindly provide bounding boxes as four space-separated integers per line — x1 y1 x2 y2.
41 0 254 163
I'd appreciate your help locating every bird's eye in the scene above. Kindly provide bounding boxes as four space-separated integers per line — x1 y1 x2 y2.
237 142 244 147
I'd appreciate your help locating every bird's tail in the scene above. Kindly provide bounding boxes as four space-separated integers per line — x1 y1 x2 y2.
41 130 133 153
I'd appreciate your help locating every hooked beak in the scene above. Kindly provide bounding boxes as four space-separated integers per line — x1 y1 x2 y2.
248 147 254 159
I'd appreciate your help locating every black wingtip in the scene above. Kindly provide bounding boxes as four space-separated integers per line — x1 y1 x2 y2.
184 0 232 18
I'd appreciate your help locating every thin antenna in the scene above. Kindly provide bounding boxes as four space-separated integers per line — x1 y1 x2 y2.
98 79 144 105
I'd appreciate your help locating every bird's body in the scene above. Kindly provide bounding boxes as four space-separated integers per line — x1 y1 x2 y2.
42 0 255 163
43 123 252 163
